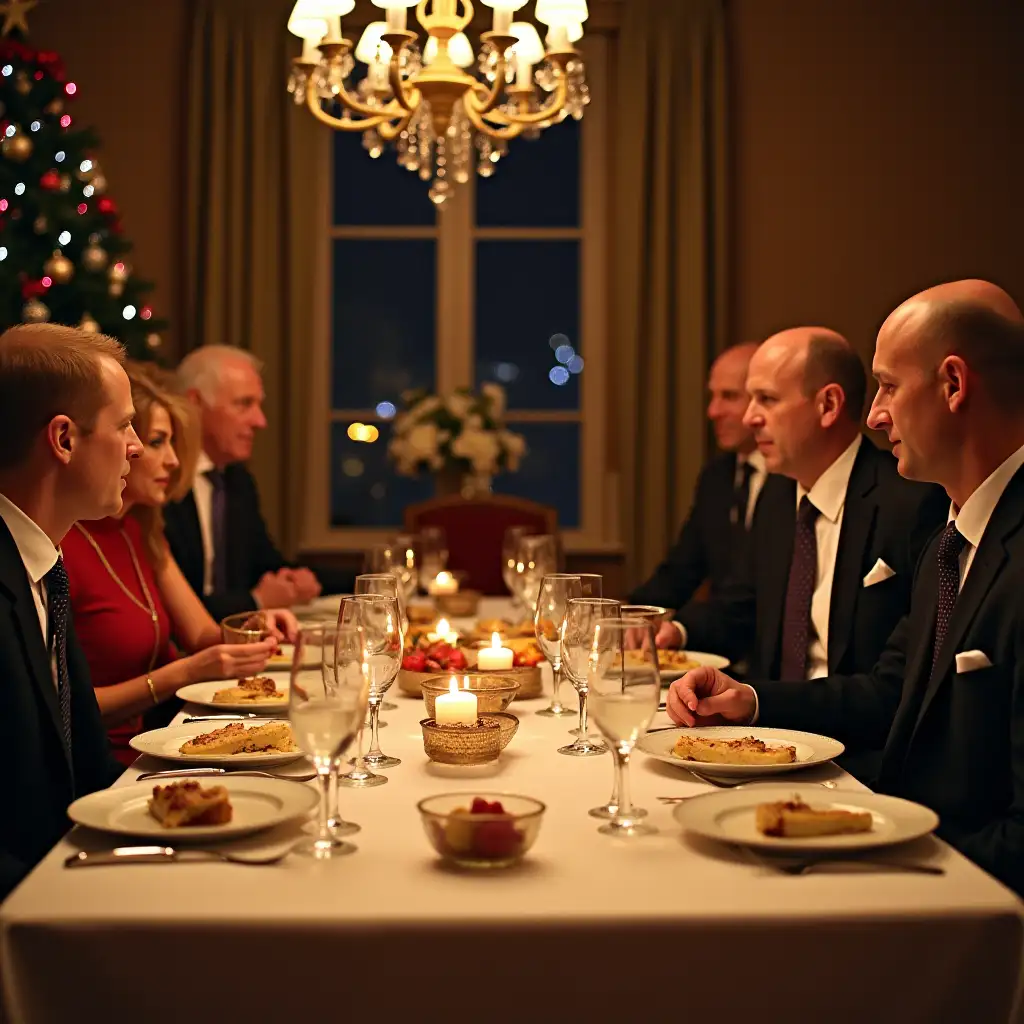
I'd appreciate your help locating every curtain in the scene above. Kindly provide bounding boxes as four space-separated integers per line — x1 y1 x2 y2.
611 0 729 586
184 0 325 552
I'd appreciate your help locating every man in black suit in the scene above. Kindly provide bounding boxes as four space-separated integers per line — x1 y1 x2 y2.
664 329 947 690
0 324 142 899
630 342 767 609
667 280 1024 896
164 346 346 621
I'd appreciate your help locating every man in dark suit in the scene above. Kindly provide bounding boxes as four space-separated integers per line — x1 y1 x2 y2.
667 280 1024 896
665 329 946 684
0 324 142 899
164 346 348 621
630 342 767 609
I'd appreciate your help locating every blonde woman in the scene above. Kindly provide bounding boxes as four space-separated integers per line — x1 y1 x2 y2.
62 361 296 764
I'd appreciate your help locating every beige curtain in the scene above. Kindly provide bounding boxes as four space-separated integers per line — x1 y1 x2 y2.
611 0 729 586
184 0 325 553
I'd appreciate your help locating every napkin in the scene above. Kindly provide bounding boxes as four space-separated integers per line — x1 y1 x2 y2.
862 558 896 587
955 650 993 674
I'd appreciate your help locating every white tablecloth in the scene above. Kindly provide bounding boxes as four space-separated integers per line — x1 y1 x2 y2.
3 600 1023 1023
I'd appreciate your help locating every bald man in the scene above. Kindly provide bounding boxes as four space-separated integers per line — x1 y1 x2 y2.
667 281 1024 895
666 328 946 695
629 343 769 610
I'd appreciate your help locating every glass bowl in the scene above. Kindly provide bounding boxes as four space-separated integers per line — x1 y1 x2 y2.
417 792 546 868
421 674 520 719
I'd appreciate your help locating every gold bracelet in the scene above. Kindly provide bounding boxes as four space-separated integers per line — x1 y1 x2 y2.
146 676 158 705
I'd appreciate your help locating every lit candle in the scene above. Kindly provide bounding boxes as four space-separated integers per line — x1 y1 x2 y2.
493 8 513 33
435 677 478 725
301 36 321 62
516 57 533 88
477 631 514 671
427 618 459 645
324 15 342 42
385 5 407 31
428 571 459 596
548 23 570 51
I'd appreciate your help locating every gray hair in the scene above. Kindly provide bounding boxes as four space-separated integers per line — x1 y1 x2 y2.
177 345 263 404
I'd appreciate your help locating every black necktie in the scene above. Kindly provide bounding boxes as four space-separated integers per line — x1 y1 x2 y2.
780 496 820 680
44 557 73 754
206 468 228 593
731 460 755 530
930 522 968 681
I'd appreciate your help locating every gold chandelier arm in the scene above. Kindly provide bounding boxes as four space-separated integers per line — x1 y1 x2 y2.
378 110 414 142
303 100 391 132
465 56 510 118
463 96 524 141
305 67 406 123
482 73 569 128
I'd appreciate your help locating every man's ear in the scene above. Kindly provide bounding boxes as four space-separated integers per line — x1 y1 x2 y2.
46 416 75 466
940 355 969 412
818 383 844 429
184 387 203 409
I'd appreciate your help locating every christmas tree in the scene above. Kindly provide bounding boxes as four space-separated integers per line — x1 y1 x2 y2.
0 1 167 357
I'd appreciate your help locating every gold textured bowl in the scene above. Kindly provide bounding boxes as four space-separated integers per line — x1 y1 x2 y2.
436 589 482 617
420 718 502 765
417 792 546 868
421 674 521 719
480 711 519 750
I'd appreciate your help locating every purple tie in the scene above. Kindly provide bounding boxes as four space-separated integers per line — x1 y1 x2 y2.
206 468 228 593
930 522 968 680
780 496 820 680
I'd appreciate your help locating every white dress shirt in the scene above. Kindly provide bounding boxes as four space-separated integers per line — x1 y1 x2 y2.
949 440 1024 589
797 434 862 680
0 492 59 687
192 451 216 597
737 449 768 529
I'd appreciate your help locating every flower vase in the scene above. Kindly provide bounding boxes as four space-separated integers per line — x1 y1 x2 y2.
433 468 493 499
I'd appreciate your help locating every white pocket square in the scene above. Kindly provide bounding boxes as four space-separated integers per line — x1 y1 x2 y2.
862 558 896 587
955 650 993 674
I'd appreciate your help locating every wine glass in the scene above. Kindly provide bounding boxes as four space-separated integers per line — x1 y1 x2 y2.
390 533 419 602
288 624 369 857
220 611 273 644
340 593 403 769
516 534 558 617
586 617 661 837
559 598 620 756
534 573 582 719
355 572 405 710
416 526 448 592
575 574 603 598
502 525 529 608
323 624 365 838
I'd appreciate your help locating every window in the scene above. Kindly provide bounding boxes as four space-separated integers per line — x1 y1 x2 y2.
302 36 613 553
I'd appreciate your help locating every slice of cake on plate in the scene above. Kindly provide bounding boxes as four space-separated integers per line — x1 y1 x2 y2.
178 721 296 756
756 797 873 837
148 780 233 827
212 676 283 704
672 733 796 765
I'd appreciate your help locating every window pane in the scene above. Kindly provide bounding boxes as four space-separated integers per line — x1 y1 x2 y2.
493 422 580 528
474 240 581 411
333 129 437 227
331 239 436 409
476 118 580 228
330 422 433 528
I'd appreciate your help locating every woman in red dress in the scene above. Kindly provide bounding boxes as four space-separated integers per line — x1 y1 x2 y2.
63 361 295 764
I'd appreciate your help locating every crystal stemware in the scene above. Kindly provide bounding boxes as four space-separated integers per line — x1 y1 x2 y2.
559 597 619 756
533 572 582 719
355 572 405 710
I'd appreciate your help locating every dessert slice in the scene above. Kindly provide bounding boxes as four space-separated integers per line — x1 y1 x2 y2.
148 780 233 828
178 721 296 756
212 676 283 704
756 798 873 838
672 733 796 765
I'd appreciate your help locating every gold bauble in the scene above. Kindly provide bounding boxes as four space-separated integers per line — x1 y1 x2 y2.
2 133 32 162
14 73 30 96
58 174 72 192
44 250 74 284
146 333 162 350
81 243 108 271
45 99 64 116
79 314 100 333
22 299 50 323
33 215 47 234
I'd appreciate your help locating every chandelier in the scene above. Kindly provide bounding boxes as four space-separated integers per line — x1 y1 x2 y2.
286 0 590 205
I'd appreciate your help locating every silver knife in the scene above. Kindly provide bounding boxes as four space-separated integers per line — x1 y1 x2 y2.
135 768 228 781
65 846 179 868
182 714 260 723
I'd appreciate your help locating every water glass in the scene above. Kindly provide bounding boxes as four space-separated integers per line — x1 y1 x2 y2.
534 573 582 719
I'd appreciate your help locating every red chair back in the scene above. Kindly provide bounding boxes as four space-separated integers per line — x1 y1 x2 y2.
404 494 558 595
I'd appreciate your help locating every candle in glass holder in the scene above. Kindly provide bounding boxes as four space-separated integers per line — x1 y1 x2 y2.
427 618 459 645
428 571 459 596
434 677 478 725
477 632 514 671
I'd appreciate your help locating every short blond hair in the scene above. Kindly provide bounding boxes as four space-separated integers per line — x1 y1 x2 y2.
124 360 200 565
0 324 126 470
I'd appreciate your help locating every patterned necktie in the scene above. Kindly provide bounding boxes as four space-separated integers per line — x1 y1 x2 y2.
930 522 968 680
731 460 755 531
206 468 228 593
780 495 820 680
44 557 73 754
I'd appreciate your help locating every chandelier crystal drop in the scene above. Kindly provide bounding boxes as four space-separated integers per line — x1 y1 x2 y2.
286 0 591 206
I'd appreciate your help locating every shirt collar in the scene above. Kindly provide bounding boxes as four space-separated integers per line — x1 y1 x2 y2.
738 449 767 477
0 492 59 584
797 435 862 525
948 441 1024 548
195 450 215 480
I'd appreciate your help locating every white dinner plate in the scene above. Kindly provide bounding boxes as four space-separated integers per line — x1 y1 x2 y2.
638 725 845 778
129 721 303 767
175 679 289 714
265 643 324 672
673 783 940 853
69 775 318 842
658 650 730 679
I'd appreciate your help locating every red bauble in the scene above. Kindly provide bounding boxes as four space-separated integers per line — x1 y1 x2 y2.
97 197 117 216
39 169 60 191
21 279 47 300
108 218 123 235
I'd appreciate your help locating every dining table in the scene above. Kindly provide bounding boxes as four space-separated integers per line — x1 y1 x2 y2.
2 597 1022 1024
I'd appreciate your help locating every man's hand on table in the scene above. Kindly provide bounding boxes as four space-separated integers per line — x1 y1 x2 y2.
666 667 757 727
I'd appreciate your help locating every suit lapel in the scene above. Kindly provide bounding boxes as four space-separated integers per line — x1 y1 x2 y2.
826 444 879 673
757 476 796 675
0 521 71 770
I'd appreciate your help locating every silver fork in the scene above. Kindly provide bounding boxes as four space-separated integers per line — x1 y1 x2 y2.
765 856 944 877
135 768 317 783
65 845 291 868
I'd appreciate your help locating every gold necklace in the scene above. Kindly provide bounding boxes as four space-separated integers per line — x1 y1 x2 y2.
74 522 162 673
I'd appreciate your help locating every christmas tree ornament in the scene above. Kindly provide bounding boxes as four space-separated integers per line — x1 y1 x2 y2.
39 169 60 190
22 298 49 323
108 260 129 285
45 98 63 115
1 131 32 162
146 332 161 350
14 71 30 96
97 196 117 216
1 0 38 38
43 249 73 283
79 313 99 333
32 214 46 233
58 173 71 191
90 172 106 194
81 242 107 271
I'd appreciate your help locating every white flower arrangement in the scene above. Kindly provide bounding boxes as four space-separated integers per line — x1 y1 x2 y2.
388 383 527 478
